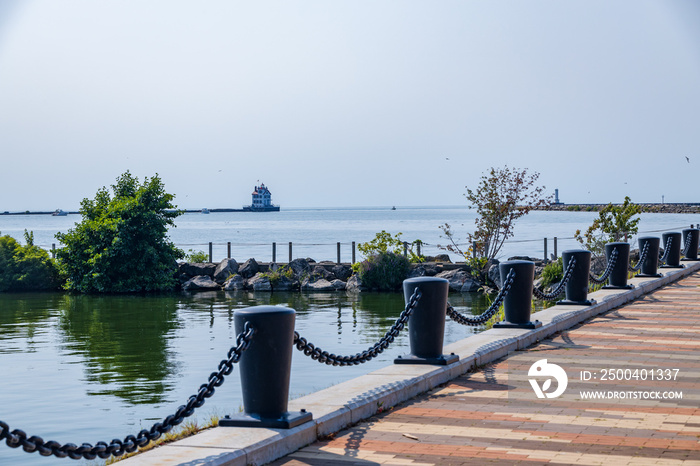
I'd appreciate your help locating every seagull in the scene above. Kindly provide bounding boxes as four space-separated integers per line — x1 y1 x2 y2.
686 156 690 163
445 157 450 161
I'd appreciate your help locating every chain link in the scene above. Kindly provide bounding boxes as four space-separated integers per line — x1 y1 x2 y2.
682 232 693 257
589 247 618 285
628 241 650 273
533 257 577 301
293 287 422 365
0 322 255 460
658 236 672 265
446 268 516 326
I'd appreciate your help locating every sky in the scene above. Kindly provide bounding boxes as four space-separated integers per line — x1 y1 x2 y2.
0 0 699 211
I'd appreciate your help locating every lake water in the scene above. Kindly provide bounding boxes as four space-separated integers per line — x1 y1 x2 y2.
0 207 697 465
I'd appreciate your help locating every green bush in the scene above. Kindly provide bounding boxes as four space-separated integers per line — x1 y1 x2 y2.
540 257 563 288
0 230 59 291
55 171 184 293
358 231 424 263
185 249 209 263
356 252 410 291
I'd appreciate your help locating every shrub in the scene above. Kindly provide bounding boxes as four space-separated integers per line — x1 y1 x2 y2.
574 196 641 256
185 249 209 263
356 252 410 291
0 230 59 291
358 231 424 263
539 257 563 289
55 171 184 293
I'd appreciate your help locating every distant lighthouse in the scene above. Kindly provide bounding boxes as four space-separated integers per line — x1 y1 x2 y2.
554 189 561 204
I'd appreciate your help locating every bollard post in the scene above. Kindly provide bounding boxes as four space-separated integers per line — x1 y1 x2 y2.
636 237 662 278
288 242 292 263
492 260 542 329
272 242 277 263
416 240 422 258
209 242 213 263
403 241 408 258
219 306 313 428
661 232 684 268
51 243 56 259
227 242 231 259
543 238 548 264
337 242 341 264
472 241 477 259
553 237 558 260
352 241 356 264
602 242 633 289
395 277 459 365
681 228 700 261
557 250 595 305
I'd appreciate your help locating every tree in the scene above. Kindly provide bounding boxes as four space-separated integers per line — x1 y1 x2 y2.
0 230 59 291
574 196 641 256
56 172 184 292
440 166 551 263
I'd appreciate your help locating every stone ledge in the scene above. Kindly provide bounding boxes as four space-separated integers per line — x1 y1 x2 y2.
120 260 700 465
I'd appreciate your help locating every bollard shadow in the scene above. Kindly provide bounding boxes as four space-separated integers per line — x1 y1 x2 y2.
596 309 638 321
533 330 590 351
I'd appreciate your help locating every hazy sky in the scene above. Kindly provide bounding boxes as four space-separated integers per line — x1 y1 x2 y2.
1 0 699 211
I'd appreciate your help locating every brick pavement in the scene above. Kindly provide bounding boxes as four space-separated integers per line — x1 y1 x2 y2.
270 272 700 465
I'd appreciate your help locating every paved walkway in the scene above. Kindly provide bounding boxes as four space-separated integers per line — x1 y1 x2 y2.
271 272 700 465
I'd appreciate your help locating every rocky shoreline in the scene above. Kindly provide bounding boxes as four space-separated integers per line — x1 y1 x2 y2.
538 203 700 214
176 253 622 294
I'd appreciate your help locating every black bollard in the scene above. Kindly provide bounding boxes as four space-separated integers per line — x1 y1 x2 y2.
661 232 684 268
395 277 459 365
493 260 542 329
602 242 634 289
681 228 700 261
557 250 595 306
219 306 312 429
636 237 662 278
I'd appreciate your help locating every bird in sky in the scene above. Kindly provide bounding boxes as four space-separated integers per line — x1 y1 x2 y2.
686 156 690 163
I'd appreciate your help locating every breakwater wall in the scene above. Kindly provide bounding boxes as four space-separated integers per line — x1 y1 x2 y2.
539 203 700 213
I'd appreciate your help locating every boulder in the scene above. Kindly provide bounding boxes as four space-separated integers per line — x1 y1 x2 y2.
182 275 221 291
332 264 352 281
288 258 312 278
345 274 364 292
422 264 439 276
311 265 334 281
488 264 502 289
436 269 471 291
426 254 452 263
303 278 335 292
273 275 299 291
213 258 239 283
331 279 347 290
247 273 272 291
460 279 482 293
238 258 259 279
223 274 245 291
179 262 217 278
408 266 427 278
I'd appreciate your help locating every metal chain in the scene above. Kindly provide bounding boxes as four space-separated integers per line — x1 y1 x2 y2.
589 247 618 285
446 268 516 326
0 322 255 460
628 241 650 273
293 287 422 366
533 257 577 301
658 236 672 265
682 232 692 257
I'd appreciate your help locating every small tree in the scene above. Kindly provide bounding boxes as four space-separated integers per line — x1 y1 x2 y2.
357 230 424 263
440 166 551 263
0 230 59 291
56 171 184 292
574 196 641 256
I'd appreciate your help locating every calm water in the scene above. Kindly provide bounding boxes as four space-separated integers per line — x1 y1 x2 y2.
0 207 697 465
0 207 697 262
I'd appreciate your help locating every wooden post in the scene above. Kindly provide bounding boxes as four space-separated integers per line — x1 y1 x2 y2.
543 238 548 264
553 237 558 260
209 242 213 263
289 242 292 263
403 241 408 257
272 242 277 263
337 242 341 264
227 242 231 259
472 241 477 259
352 241 356 263
51 243 56 259
416 240 421 258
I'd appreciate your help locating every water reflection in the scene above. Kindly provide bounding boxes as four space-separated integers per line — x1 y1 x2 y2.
56 294 179 405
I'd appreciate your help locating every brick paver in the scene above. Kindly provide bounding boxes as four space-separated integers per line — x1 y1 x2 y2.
271 273 700 465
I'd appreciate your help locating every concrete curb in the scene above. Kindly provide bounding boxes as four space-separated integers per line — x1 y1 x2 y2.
121 260 700 465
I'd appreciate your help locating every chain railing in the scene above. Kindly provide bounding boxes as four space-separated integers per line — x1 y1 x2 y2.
658 236 672 265
589 248 618 285
682 232 692 257
628 241 650 273
533 257 577 301
293 287 422 366
445 269 515 326
0 322 255 460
